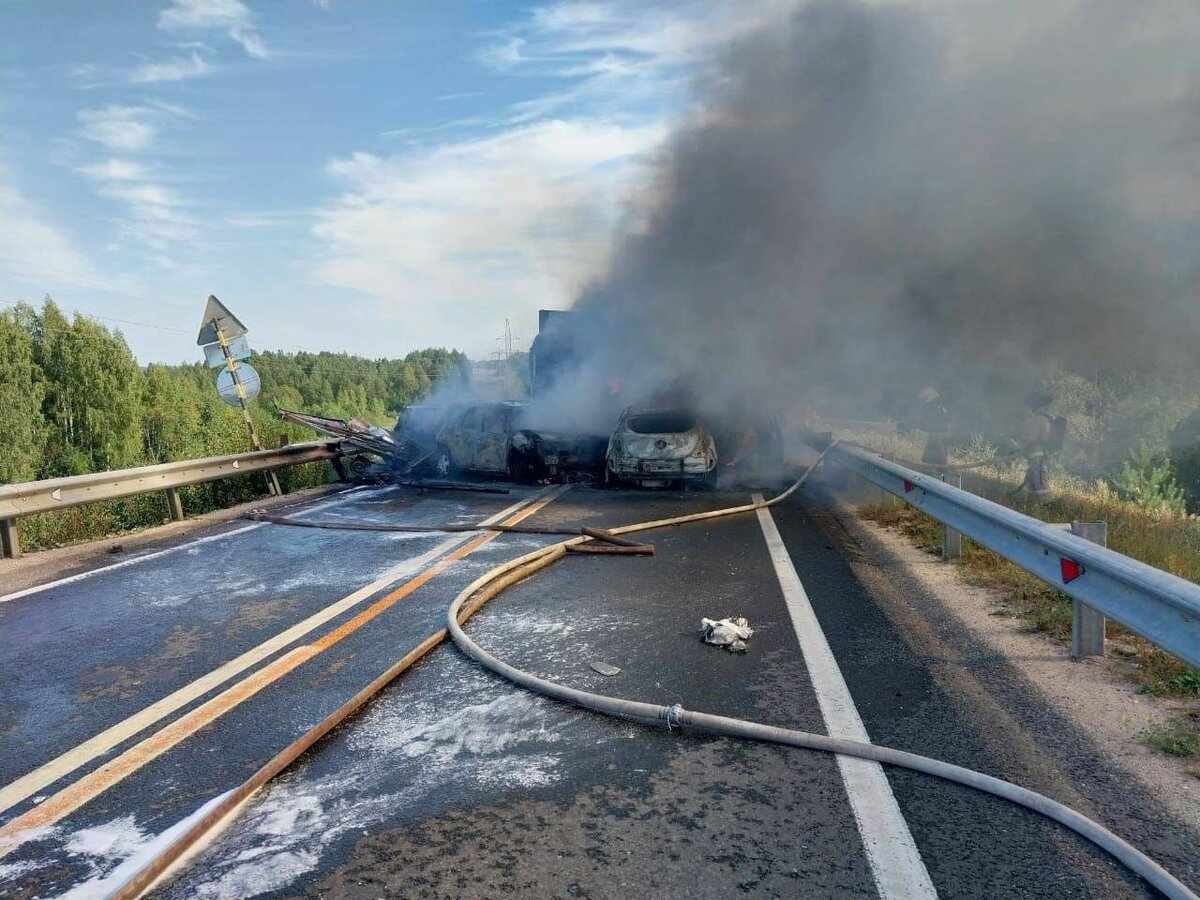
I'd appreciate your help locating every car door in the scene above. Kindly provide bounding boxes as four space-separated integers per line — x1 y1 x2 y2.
476 405 511 473
446 405 484 470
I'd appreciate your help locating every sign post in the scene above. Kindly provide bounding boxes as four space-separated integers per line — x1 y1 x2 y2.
198 295 280 496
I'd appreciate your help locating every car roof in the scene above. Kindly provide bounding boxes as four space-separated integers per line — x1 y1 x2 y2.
625 406 691 416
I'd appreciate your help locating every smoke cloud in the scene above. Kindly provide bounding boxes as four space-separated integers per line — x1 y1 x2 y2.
538 0 1200 438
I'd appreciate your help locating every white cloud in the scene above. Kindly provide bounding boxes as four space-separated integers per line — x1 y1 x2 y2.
0 160 99 291
129 51 213 83
74 108 198 250
308 2 789 354
481 0 794 75
77 159 148 181
158 0 270 59
311 118 666 354
77 106 159 153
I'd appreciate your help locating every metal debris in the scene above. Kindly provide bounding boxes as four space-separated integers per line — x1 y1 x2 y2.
589 661 622 677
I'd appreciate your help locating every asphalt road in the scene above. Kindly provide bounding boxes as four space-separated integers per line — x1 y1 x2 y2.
0 478 1196 898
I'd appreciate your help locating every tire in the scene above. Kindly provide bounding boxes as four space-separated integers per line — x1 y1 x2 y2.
508 451 535 484
434 445 455 478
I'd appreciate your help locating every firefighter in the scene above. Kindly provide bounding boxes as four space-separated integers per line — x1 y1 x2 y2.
917 387 952 469
1012 393 1055 497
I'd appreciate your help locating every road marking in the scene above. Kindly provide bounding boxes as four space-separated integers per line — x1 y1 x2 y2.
0 485 379 605
753 495 937 900
0 486 567 850
0 487 557 821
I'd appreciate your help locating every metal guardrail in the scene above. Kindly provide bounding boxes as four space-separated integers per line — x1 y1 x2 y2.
0 441 343 560
828 441 1200 670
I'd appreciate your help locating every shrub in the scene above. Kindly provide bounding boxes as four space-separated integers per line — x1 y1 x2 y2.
1107 446 1187 516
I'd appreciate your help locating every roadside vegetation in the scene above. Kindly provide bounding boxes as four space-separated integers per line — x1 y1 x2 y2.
0 298 470 551
1143 716 1200 758
844 419 1200 762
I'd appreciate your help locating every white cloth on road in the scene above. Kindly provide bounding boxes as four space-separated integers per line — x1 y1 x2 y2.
700 616 754 652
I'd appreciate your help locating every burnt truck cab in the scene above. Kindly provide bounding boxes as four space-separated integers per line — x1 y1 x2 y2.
433 401 576 482
605 407 719 488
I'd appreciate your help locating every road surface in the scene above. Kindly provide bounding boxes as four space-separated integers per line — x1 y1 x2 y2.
0 480 1195 898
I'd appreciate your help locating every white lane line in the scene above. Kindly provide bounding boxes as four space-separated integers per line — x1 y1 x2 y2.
0 486 379 604
0 489 546 817
753 495 937 900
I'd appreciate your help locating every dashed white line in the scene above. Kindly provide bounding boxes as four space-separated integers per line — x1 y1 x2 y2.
753 495 937 900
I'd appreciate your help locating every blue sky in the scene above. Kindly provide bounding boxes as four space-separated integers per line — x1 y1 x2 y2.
0 1 784 363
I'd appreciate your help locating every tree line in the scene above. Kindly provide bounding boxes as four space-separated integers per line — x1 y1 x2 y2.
0 298 468 548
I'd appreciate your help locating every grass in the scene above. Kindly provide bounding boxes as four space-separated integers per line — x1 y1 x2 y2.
853 438 1200 721
1142 716 1200 758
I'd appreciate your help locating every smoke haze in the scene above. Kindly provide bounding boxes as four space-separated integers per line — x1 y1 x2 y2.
540 0 1200 438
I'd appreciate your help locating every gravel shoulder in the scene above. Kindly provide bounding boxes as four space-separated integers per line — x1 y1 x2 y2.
829 494 1200 834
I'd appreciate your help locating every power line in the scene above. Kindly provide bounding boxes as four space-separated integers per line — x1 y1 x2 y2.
0 255 197 314
0 299 192 334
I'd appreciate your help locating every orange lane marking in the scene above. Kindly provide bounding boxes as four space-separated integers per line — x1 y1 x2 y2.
0 489 564 852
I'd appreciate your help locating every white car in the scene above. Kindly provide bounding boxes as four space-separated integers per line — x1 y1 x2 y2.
605 407 718 488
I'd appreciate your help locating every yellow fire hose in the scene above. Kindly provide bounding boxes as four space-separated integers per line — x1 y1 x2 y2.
111 443 1195 899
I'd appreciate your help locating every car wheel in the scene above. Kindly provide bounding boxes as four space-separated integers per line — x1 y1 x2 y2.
434 445 454 478
508 450 535 484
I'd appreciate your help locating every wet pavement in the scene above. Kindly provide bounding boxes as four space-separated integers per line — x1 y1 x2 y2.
0 481 1195 898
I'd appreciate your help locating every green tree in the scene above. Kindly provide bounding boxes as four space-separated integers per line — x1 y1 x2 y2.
0 306 46 483
1108 446 1187 516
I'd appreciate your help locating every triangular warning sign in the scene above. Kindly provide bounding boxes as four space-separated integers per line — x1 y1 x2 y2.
196 295 249 345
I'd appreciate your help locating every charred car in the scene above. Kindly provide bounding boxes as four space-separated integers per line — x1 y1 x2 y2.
434 401 601 483
391 402 465 472
605 407 718 488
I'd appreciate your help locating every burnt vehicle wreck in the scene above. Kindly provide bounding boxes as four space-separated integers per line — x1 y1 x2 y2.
279 402 603 485
605 407 719 488
435 401 604 482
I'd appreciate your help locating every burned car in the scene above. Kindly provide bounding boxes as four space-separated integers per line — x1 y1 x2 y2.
391 402 465 473
605 407 718 488
434 401 601 483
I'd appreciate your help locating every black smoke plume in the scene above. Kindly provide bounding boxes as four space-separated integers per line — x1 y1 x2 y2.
539 0 1200 439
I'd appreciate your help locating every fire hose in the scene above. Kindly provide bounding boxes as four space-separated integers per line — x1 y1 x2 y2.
111 445 1196 899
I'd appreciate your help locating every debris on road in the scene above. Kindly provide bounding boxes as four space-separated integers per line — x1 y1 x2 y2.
700 616 754 652
394 480 510 494
589 661 622 676
565 542 654 556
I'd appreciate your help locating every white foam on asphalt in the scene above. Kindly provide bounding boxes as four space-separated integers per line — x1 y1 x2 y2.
0 486 380 605
0 859 43 882
0 491 547 820
65 814 147 861
754 495 937 900
169 665 611 899
57 791 232 899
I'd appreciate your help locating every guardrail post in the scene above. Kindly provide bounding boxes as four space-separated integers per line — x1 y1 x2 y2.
940 472 962 559
1070 521 1107 659
1 518 20 560
165 487 185 522
877 453 897 507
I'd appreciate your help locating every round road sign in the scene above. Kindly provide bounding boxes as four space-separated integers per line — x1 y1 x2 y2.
215 363 261 407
